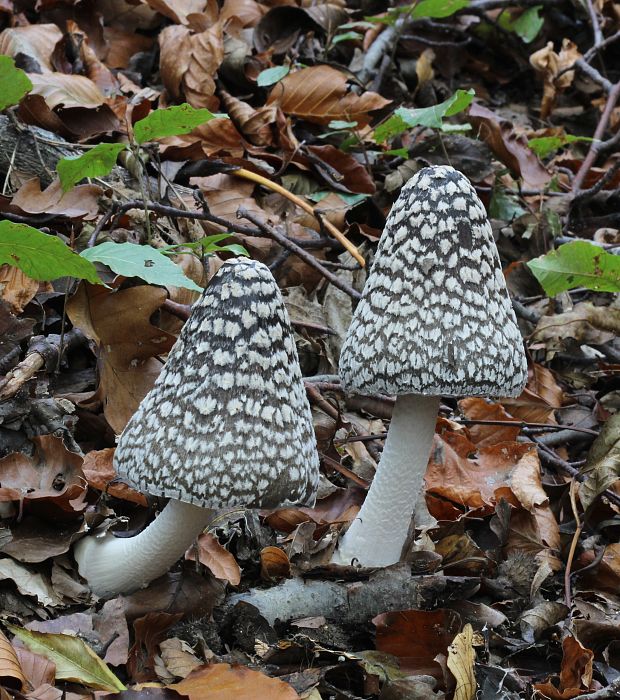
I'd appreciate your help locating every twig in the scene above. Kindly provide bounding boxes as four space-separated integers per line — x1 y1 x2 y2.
237 207 362 300
584 29 620 61
456 419 598 437
572 80 620 193
233 168 365 266
573 58 612 92
564 481 583 608
584 0 604 50
322 454 370 489
572 159 620 205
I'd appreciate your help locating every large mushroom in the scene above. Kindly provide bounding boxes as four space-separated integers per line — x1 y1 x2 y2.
331 165 527 567
75 258 319 598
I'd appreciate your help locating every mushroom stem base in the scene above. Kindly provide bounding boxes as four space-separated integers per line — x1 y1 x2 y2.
330 393 440 567
74 499 213 598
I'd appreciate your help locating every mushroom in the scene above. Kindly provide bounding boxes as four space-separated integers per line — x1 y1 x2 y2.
331 165 527 567
74 258 319 597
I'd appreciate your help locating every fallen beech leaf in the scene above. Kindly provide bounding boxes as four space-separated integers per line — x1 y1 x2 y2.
267 65 390 127
0 264 39 314
373 608 461 677
502 364 562 424
81 449 147 506
6 625 125 692
0 559 62 606
260 546 290 581
170 663 300 700
14 647 55 692
27 72 106 110
144 0 208 24
468 102 550 189
579 412 620 511
447 624 476 700
458 398 521 446
533 634 593 699
0 24 62 73
157 638 201 680
185 532 241 586
11 178 102 220
0 628 28 692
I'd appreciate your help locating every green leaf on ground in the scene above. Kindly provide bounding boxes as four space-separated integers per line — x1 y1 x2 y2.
80 241 203 291
527 241 620 295
7 624 126 692
489 188 526 221
528 133 594 159
499 6 544 43
374 89 474 142
257 65 290 87
57 143 127 192
331 31 363 44
0 55 33 110
133 103 217 144
0 221 101 283
412 0 469 18
162 234 249 258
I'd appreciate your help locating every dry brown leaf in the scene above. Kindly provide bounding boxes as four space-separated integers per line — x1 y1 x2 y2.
447 624 476 700
0 435 86 513
373 608 461 677
27 72 107 110
157 638 202 681
159 118 245 158
15 648 55 692
425 431 543 519
458 397 521 446
66 283 176 433
506 505 561 556
529 39 580 120
81 448 148 506
159 22 224 110
220 0 265 26
0 265 40 315
305 144 375 194
144 0 209 24
11 179 102 220
170 663 300 700
0 24 62 72
266 65 390 127
260 546 290 581
0 628 28 693
502 364 562 424
219 87 276 146
533 635 594 699
185 532 241 586
468 102 550 189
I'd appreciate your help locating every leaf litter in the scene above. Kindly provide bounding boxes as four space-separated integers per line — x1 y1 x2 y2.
0 0 619 698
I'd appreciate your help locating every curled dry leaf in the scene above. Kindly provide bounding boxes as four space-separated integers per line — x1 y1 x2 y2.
0 265 40 315
533 635 594 699
11 179 103 220
185 532 241 586
66 283 176 433
27 72 107 110
170 663 300 700
0 24 62 72
425 431 545 520
157 638 202 681
0 434 86 513
219 87 276 146
529 39 580 120
0 628 28 692
143 0 209 24
468 103 550 189
373 608 461 677
220 0 265 26
81 448 148 506
260 546 290 581
447 624 476 700
502 364 563 425
458 397 521 446
266 65 390 127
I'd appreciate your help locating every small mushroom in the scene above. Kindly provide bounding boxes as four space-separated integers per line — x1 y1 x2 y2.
331 165 527 567
75 258 319 597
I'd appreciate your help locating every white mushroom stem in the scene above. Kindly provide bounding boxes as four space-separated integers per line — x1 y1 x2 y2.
74 499 213 598
331 394 440 567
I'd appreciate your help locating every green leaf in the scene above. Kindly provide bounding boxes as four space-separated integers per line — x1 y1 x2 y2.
133 104 217 144
80 241 203 291
511 6 544 42
0 222 101 283
412 0 469 18
331 31 363 44
257 66 290 87
328 120 358 130
57 143 127 192
7 624 126 692
374 89 474 143
0 55 32 110
489 188 525 221
528 133 594 159
527 241 620 295
162 234 249 258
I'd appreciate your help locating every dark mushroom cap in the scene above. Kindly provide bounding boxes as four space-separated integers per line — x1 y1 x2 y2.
114 258 319 508
340 165 527 397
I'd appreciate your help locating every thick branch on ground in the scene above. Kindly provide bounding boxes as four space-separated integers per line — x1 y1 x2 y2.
223 565 478 626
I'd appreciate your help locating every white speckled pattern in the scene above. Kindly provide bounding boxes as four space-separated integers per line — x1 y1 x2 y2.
340 165 527 398
114 258 320 509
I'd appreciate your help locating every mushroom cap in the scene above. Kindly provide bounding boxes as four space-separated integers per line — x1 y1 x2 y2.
114 258 319 509
340 165 527 398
